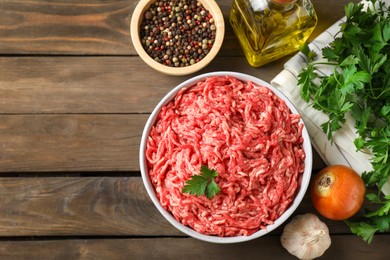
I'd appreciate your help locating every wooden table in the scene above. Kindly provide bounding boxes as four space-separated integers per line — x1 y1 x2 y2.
0 0 388 259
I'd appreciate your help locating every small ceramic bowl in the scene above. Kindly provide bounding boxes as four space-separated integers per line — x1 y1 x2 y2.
139 71 313 243
130 0 225 76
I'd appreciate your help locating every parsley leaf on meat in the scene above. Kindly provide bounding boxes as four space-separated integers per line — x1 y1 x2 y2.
182 165 221 199
297 0 390 243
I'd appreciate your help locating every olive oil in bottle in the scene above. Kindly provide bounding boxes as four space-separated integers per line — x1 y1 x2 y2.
230 0 317 67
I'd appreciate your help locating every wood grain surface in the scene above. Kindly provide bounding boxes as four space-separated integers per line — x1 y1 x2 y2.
0 177 180 236
1 0 385 259
0 236 389 260
0 114 143 172
0 0 134 55
0 56 283 114
0 177 355 236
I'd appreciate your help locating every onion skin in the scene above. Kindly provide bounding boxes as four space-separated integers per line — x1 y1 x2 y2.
310 165 366 220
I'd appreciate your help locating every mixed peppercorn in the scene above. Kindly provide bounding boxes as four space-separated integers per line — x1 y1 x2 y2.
140 0 216 67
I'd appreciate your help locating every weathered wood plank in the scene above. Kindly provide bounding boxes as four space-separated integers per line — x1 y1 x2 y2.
0 0 360 55
0 56 284 114
0 114 144 172
0 236 388 260
0 177 351 237
0 0 134 55
0 113 325 172
0 177 181 236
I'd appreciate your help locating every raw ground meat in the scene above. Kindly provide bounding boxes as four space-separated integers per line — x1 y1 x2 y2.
145 75 305 237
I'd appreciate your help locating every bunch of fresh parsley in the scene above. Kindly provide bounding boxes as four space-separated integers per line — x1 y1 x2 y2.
298 0 390 243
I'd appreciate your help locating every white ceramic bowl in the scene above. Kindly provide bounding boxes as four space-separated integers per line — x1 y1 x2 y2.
139 71 313 243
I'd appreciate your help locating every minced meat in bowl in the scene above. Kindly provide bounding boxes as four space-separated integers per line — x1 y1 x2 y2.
139 71 312 243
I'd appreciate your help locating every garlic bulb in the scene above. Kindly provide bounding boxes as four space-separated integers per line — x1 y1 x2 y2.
281 213 331 260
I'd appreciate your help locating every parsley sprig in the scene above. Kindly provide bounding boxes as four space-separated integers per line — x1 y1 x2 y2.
182 165 221 199
298 0 390 243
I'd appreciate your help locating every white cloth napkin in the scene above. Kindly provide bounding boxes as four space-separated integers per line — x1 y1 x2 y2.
270 0 390 194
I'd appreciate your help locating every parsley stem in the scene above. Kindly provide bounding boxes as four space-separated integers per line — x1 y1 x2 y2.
368 84 390 99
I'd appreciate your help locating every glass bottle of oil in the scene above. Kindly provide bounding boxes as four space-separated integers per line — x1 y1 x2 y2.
230 0 317 67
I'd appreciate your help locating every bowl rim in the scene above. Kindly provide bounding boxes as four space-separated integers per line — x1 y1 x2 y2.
139 71 313 243
130 0 225 76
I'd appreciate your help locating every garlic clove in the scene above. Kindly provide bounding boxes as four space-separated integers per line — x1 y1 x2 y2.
281 213 331 260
